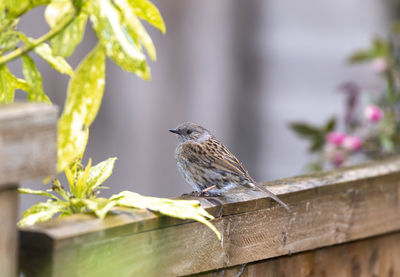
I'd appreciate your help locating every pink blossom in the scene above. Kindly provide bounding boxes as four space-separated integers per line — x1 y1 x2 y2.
327 132 346 146
364 105 383 122
343 135 362 151
332 152 345 166
371 58 387 73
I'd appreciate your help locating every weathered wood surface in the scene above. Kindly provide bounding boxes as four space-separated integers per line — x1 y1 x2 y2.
196 231 400 277
0 187 18 277
19 156 400 276
0 103 58 185
0 103 58 277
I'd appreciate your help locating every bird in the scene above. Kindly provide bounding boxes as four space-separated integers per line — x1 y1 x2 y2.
169 122 289 210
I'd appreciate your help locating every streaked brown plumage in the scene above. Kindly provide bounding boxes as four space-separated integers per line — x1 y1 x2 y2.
170 122 289 210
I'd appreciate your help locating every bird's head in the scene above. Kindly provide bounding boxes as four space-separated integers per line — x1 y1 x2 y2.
169 122 212 144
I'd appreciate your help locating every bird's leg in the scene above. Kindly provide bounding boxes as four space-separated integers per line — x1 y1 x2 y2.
184 185 217 197
201 185 217 193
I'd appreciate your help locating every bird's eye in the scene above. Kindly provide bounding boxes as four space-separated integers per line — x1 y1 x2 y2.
187 129 192 135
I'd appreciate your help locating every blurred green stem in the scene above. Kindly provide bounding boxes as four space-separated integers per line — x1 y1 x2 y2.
386 69 396 104
0 11 75 65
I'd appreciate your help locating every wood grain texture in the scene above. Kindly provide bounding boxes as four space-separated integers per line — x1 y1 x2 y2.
0 103 58 186
0 187 18 277
19 157 400 276
196 231 400 277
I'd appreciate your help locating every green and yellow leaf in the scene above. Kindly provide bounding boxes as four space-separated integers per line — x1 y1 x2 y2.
89 0 150 79
18 188 58 199
85 157 117 194
0 65 17 103
57 44 106 172
18 199 66 227
5 0 50 17
21 55 51 103
112 191 221 240
34 43 74 76
115 0 156 60
51 11 88 57
129 0 165 34
44 0 74 28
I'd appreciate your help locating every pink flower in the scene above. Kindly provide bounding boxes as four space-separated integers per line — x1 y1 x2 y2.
343 135 362 151
371 58 387 73
364 105 383 122
327 132 346 146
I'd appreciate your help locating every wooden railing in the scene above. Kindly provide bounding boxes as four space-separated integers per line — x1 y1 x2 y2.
19 153 400 276
0 103 57 277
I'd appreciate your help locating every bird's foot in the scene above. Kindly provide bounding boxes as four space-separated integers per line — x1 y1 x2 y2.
181 191 209 197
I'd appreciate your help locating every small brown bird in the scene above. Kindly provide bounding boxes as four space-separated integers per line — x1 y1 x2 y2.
170 122 289 210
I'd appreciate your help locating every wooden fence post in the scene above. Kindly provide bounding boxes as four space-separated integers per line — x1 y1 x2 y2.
0 103 57 277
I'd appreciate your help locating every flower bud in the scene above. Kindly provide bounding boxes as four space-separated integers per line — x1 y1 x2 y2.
332 152 345 166
327 131 346 146
371 58 387 73
343 135 362 151
364 105 383 122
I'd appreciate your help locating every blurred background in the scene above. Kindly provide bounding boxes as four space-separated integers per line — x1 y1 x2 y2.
16 0 390 212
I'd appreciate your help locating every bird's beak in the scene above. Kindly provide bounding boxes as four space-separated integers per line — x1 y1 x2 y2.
169 129 180 135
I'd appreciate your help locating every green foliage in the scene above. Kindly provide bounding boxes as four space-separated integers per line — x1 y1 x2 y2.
290 118 336 152
0 0 165 170
348 37 389 64
6 0 220 238
18 158 221 240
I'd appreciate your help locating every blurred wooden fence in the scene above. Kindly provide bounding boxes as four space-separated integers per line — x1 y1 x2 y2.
19 152 400 276
0 103 57 277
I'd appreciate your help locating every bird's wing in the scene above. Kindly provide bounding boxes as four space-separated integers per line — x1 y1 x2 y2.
181 140 289 211
180 139 254 182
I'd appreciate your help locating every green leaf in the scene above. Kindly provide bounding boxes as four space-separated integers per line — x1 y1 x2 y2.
309 136 325 152
289 122 321 138
85 157 117 194
348 51 376 63
307 162 323 172
45 0 88 57
34 43 74 75
5 0 30 17
21 54 51 103
379 133 394 152
348 37 388 64
18 188 57 199
57 44 105 172
89 0 150 79
52 178 70 201
75 158 92 198
44 0 74 28
0 18 20 55
79 198 117 219
112 191 221 240
324 117 336 133
0 65 17 103
18 199 65 227
51 11 88 57
115 0 156 60
129 0 165 34
5 0 50 17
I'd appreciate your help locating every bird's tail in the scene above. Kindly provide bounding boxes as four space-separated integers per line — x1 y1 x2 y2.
251 182 289 211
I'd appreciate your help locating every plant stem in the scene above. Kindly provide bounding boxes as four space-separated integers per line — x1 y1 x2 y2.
0 12 76 65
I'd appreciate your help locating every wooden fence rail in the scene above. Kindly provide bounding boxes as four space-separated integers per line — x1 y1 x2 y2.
19 154 400 276
0 103 57 277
